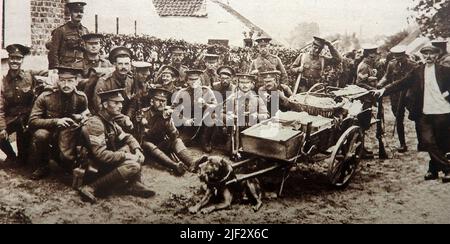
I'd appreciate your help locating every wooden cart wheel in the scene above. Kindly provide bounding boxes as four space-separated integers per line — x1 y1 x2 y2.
327 126 363 188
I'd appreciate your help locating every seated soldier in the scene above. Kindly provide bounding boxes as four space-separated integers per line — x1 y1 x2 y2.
126 61 152 137
258 70 293 117
78 89 154 203
140 88 199 176
28 66 90 180
172 70 218 153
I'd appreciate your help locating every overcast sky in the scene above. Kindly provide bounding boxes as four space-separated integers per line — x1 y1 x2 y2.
227 0 413 40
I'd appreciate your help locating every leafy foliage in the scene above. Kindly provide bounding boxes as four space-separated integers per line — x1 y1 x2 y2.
409 0 450 38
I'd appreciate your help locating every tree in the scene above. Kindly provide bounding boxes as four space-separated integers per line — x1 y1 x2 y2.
287 22 320 49
409 0 450 38
379 30 409 54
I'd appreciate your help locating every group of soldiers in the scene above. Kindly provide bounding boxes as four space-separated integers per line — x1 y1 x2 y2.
2 0 450 203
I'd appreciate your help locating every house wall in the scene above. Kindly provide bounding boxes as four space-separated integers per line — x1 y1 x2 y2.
30 0 69 55
3 0 32 48
82 0 251 47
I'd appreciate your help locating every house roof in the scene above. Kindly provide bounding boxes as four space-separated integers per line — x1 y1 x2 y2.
152 0 207 17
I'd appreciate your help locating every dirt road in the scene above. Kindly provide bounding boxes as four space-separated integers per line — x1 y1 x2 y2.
1 103 449 224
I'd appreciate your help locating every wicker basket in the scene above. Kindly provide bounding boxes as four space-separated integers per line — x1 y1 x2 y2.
289 83 340 118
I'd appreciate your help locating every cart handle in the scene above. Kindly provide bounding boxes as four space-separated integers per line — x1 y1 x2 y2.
225 164 284 186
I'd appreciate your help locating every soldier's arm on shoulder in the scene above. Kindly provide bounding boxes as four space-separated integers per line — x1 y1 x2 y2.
28 92 59 130
48 27 63 69
84 117 127 166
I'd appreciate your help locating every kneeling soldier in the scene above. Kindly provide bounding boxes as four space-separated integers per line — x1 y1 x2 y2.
28 66 89 180
78 89 154 203
141 88 198 175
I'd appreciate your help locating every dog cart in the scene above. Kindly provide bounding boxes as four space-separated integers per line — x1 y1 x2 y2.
226 84 379 195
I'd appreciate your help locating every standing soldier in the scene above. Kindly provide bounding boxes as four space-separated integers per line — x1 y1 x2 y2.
212 66 236 102
291 37 342 92
356 45 388 159
201 54 220 87
78 89 154 203
173 70 218 153
161 45 189 87
28 67 90 180
76 33 112 79
431 39 450 67
356 46 380 90
48 1 89 70
76 33 113 94
0 44 47 164
94 47 134 131
154 65 181 95
258 70 292 116
378 46 417 153
249 36 288 90
141 88 199 176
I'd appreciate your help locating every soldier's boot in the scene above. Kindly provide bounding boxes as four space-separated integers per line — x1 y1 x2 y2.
397 124 408 153
78 169 125 204
361 147 374 159
150 148 186 176
177 149 200 172
0 140 17 164
30 166 51 181
16 129 31 165
378 142 389 160
200 127 213 153
125 175 156 198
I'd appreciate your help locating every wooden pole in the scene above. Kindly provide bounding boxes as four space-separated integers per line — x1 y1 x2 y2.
116 17 119 35
2 0 5 48
95 14 98 34
134 20 137 36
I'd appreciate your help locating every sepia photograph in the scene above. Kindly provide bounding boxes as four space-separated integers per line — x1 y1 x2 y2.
0 0 449 226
